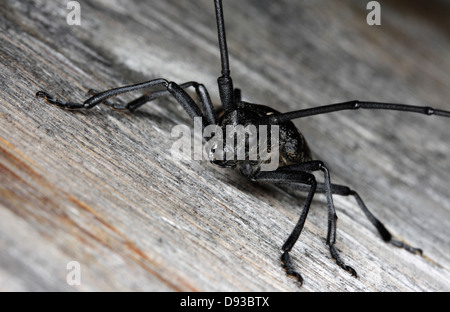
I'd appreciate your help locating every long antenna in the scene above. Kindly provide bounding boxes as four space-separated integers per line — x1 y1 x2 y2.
215 0 230 76
214 0 235 112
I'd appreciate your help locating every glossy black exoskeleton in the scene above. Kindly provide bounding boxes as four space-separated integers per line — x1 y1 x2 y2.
36 0 450 285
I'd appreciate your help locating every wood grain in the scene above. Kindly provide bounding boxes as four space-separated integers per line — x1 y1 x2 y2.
1 0 449 291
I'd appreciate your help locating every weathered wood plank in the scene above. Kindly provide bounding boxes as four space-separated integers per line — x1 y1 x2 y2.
0 0 449 291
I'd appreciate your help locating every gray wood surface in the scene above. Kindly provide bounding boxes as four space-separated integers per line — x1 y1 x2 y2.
1 0 449 292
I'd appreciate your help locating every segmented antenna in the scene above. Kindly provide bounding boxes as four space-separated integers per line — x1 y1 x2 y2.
214 0 235 112
215 0 230 76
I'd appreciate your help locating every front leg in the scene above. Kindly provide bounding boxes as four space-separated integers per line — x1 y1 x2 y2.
37 79 169 109
279 160 357 277
254 169 317 285
36 78 217 128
